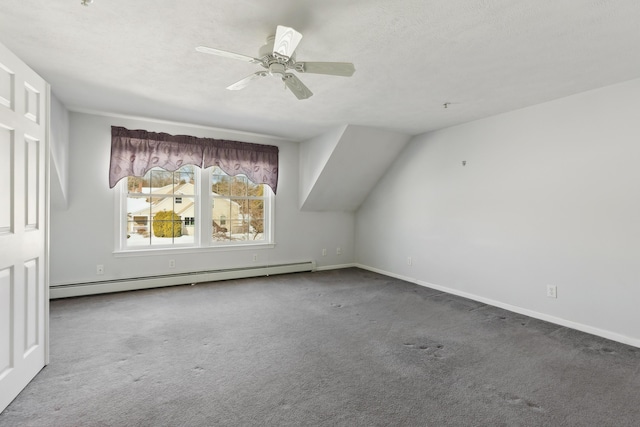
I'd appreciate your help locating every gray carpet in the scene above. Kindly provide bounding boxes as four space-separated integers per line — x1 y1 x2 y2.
1 268 639 426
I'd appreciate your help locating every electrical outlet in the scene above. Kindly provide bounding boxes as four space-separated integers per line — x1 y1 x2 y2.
546 285 557 299
96 264 104 275
336 247 342 255
169 259 175 268
322 248 327 256
407 257 412 266
253 254 258 262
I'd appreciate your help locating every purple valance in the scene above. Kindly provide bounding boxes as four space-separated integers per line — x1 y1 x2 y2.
109 126 279 193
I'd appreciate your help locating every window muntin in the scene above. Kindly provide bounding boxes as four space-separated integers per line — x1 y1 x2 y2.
121 165 272 251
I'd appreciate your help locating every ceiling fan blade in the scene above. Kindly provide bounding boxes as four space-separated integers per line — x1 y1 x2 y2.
282 73 313 100
226 72 268 90
295 62 355 77
196 46 262 64
273 26 303 59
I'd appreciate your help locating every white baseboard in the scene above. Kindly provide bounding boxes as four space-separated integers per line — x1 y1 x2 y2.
355 263 640 349
50 261 316 299
315 263 356 272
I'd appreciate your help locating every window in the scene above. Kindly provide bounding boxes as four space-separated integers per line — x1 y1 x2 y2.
119 165 273 251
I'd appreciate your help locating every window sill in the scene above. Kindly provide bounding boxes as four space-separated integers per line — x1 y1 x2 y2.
113 242 276 258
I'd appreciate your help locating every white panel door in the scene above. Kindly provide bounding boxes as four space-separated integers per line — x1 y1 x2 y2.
0 41 48 413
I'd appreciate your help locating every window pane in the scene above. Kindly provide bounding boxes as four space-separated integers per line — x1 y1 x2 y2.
170 195 194 221
249 200 265 241
227 198 247 240
230 175 247 197
250 200 264 219
176 166 196 190
212 198 231 241
212 221 230 240
127 176 146 193
149 169 174 190
247 180 262 197
181 215 196 240
235 199 249 216
126 195 151 245
227 218 245 240
249 218 264 241
211 167 230 196
174 183 195 197
148 212 194 245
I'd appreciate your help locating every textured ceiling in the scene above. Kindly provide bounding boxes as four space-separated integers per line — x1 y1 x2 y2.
1 0 640 140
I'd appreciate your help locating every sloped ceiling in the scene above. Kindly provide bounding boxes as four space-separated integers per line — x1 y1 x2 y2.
300 126 411 211
1 1 640 141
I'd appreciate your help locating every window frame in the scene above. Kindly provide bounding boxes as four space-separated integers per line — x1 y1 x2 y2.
114 166 275 255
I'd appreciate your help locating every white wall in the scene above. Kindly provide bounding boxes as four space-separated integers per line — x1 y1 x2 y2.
356 78 640 347
50 111 354 286
49 93 69 209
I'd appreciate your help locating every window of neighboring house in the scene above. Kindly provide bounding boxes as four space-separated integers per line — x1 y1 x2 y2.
119 165 273 251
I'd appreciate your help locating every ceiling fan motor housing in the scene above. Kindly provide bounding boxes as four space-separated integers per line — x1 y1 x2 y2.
259 35 296 73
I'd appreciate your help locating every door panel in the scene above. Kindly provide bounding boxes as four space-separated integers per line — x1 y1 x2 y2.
0 268 13 380
0 63 12 108
0 41 48 413
25 136 40 229
24 259 40 354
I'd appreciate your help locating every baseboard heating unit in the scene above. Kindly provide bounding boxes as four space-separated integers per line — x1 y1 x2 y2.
50 261 317 299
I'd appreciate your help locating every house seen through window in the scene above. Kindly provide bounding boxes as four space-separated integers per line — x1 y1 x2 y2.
122 165 272 250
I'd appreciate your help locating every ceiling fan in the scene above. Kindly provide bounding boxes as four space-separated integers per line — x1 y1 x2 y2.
196 25 355 100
